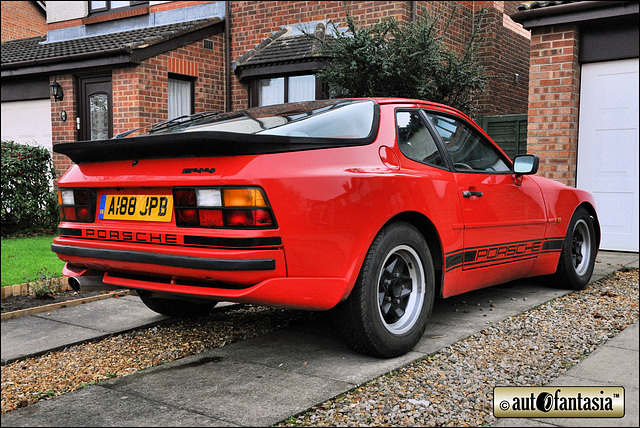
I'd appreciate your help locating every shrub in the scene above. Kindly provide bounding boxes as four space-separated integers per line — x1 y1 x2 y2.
1 141 59 236
312 7 488 115
26 267 58 299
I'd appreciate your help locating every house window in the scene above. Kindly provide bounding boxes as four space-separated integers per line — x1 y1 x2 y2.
89 1 148 14
168 76 194 119
254 74 318 107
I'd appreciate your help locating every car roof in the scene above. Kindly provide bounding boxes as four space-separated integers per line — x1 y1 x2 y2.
367 97 469 119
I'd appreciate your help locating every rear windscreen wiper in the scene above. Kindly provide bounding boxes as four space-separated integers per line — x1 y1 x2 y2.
148 111 220 133
113 111 221 138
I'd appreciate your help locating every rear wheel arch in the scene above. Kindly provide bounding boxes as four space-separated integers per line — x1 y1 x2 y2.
381 212 444 297
332 220 437 357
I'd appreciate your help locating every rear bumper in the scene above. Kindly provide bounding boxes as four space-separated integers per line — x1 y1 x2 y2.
102 272 348 310
52 243 275 271
52 239 348 310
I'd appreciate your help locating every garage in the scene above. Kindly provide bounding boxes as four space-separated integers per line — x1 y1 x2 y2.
1 98 52 150
577 59 639 251
511 1 639 253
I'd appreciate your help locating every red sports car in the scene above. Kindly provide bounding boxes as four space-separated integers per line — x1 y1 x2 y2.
52 98 599 357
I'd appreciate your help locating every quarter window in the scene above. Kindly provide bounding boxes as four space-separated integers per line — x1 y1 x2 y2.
395 110 445 168
425 112 510 172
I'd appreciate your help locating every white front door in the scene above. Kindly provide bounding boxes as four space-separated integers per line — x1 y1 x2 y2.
577 58 639 252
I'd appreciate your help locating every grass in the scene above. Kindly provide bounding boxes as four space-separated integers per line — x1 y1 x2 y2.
1 235 64 287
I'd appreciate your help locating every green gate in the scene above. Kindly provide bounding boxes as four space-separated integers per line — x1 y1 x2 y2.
479 114 527 159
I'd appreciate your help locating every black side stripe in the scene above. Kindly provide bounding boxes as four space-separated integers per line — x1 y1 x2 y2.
444 237 565 272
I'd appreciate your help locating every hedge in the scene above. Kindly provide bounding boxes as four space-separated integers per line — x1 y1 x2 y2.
1 140 59 236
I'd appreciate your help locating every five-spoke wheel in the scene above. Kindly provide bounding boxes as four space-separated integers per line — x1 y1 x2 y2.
332 222 435 358
552 207 598 289
377 245 426 335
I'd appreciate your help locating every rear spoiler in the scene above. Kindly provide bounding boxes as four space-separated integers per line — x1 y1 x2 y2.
53 131 373 164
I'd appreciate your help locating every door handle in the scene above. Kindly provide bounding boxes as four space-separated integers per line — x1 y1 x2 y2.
462 190 483 198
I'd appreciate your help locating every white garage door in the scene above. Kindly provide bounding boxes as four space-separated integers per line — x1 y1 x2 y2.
577 58 639 252
1 99 52 151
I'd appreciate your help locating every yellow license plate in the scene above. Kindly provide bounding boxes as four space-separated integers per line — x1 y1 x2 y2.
98 195 173 222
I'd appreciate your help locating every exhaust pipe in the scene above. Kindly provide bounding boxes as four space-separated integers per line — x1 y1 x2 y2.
64 264 124 293
68 275 124 292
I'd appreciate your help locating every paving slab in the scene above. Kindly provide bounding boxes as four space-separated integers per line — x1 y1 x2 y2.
0 383 235 427
208 326 422 385
38 295 169 334
1 295 170 364
1 315 106 364
428 282 571 329
108 353 354 427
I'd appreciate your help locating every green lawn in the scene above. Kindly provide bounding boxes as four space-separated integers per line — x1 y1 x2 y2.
1 235 64 286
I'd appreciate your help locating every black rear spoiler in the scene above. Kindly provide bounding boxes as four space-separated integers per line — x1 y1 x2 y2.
53 131 373 164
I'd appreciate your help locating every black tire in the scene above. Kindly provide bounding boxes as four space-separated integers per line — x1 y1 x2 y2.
552 207 598 289
332 222 435 358
138 292 217 317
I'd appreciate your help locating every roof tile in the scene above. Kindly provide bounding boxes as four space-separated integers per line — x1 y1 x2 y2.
1 18 219 67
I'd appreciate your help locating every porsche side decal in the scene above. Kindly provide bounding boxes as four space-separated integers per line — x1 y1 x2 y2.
445 237 564 272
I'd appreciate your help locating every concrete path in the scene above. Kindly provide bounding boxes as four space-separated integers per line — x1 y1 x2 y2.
1 251 637 427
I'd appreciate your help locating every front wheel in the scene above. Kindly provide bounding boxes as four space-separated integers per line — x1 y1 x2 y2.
552 207 598 289
332 222 435 358
138 292 218 317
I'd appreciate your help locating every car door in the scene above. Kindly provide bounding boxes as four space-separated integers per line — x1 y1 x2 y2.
424 111 547 285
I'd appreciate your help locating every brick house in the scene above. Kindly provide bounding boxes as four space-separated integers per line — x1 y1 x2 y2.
2 1 533 183
511 1 639 251
1 1 49 149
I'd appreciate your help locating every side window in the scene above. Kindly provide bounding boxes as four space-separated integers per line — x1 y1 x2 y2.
395 110 445 168
426 112 510 172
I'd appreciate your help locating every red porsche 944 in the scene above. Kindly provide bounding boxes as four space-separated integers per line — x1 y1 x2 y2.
52 98 599 357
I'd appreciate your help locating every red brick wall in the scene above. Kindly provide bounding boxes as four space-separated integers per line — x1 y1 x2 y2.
229 0 412 110
474 1 530 117
111 36 224 136
229 1 529 116
51 37 224 177
526 24 580 187
50 74 77 177
1 1 47 42
416 1 474 54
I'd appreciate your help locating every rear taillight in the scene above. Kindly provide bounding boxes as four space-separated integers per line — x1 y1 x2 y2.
58 189 96 223
173 187 276 229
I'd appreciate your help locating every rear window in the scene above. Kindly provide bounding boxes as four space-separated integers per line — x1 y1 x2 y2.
147 99 377 139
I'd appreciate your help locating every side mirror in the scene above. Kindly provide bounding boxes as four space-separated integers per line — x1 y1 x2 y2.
513 154 539 175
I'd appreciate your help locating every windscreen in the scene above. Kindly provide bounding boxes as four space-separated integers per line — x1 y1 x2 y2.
146 99 376 139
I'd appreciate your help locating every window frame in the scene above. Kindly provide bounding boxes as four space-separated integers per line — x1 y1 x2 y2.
394 109 449 170
421 109 513 174
89 1 148 15
168 73 195 120
249 73 325 107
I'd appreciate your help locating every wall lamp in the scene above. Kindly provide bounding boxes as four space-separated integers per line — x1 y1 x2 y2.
50 80 64 102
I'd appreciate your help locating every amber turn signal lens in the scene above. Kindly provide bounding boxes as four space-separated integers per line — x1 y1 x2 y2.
223 189 268 207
